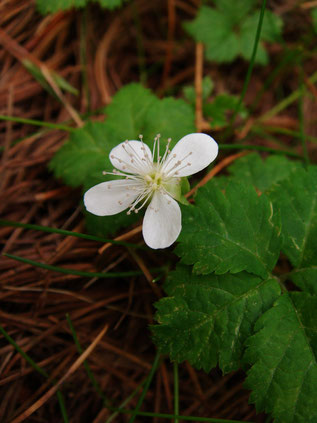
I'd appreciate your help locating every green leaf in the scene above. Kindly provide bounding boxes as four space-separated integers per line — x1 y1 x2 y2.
183 76 214 105
105 83 157 141
212 0 256 25
268 166 317 268
185 5 283 65
153 265 281 373
245 292 317 423
49 121 112 188
227 153 302 193
289 267 317 296
37 0 87 13
175 180 281 278
184 6 240 63
36 0 126 14
204 94 248 128
94 0 126 9
143 97 196 147
240 11 283 65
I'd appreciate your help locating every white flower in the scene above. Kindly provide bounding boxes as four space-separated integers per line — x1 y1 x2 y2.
84 133 218 249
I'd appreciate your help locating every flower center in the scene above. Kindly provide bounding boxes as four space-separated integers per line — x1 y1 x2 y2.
103 134 192 215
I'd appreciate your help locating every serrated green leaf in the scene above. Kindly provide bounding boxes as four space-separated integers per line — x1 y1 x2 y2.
36 0 125 14
245 292 317 423
175 180 281 278
268 166 317 268
184 7 240 63
153 265 280 373
289 267 317 295
228 153 302 192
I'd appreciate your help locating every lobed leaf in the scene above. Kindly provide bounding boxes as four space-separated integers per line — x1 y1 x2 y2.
184 6 240 63
245 292 317 423
153 265 280 373
185 4 283 65
175 180 281 279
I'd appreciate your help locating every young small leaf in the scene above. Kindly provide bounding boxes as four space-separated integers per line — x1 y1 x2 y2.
245 292 317 423
153 265 281 373
176 180 281 278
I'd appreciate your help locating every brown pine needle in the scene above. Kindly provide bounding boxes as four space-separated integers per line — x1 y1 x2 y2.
186 151 248 198
10 324 108 423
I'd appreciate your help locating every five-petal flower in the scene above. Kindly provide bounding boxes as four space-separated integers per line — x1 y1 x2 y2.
84 133 218 249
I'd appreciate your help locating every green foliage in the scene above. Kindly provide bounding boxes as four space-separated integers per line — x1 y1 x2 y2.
184 3 283 65
204 94 248 128
153 265 280 373
154 155 317 423
268 166 317 268
245 293 317 423
50 83 195 236
175 180 281 279
183 77 247 128
290 267 317 296
311 8 317 33
227 153 302 192
183 76 214 104
36 0 125 14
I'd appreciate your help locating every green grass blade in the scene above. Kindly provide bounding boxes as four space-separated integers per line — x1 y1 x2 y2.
3 253 153 279
66 315 108 404
258 70 317 122
128 351 161 423
298 68 309 165
230 0 267 125
0 219 147 249
0 115 74 132
107 407 252 422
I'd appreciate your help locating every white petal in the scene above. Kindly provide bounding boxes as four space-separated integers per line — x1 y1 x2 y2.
142 192 181 249
84 180 140 216
162 133 218 177
109 140 153 174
